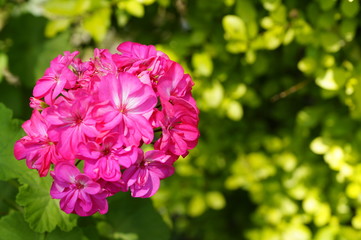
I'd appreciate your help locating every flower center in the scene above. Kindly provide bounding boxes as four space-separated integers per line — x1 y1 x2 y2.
102 148 110 156
75 181 85 189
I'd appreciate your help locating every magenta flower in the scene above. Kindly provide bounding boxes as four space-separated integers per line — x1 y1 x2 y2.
113 41 167 69
95 72 157 146
153 98 200 157
14 110 61 177
50 162 108 216
33 51 78 104
78 134 138 182
122 150 174 198
45 91 99 159
157 61 194 100
14 42 200 216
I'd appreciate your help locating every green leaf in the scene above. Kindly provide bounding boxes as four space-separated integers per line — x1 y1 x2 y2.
235 0 256 22
118 1 145 18
341 0 360 18
46 227 85 240
16 176 78 233
223 15 247 41
225 100 243 121
261 0 281 11
1 14 47 88
188 194 206 217
340 18 358 42
0 211 42 240
0 103 28 182
205 191 226 210
45 19 72 38
192 52 213 77
316 68 347 90
317 0 337 11
44 0 91 17
83 7 111 43
0 52 7 83
0 180 18 215
320 31 342 53
104 193 170 240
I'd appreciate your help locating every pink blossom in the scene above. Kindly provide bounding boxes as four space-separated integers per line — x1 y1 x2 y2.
14 41 200 217
33 51 78 104
45 91 99 159
50 162 108 216
153 98 199 157
78 134 138 182
113 42 171 87
92 48 117 76
71 58 96 90
122 150 174 198
157 61 194 100
95 72 157 146
14 110 61 177
113 41 167 68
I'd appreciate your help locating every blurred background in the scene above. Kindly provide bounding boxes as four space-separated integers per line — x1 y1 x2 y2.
1 0 361 239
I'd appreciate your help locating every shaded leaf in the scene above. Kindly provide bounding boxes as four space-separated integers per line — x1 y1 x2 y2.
0 103 28 181
16 176 78 233
104 194 170 240
0 211 42 240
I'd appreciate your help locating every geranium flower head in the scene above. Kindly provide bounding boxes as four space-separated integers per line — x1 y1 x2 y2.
14 41 200 216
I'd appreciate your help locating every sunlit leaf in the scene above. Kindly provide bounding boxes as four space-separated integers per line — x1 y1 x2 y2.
0 52 7 83
205 191 226 210
43 0 91 17
83 7 111 43
118 1 145 18
225 100 243 121
202 81 224 108
192 52 213 77
223 15 247 41
45 19 72 38
188 194 206 217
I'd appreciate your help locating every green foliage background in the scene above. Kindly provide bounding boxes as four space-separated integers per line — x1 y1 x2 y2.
1 0 361 239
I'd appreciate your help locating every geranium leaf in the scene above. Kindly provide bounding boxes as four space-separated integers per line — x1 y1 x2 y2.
0 211 42 240
46 227 85 240
0 103 29 181
16 176 78 233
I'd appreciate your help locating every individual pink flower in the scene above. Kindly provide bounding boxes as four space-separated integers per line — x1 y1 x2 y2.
71 58 96 90
122 150 174 198
157 61 194 101
14 110 61 177
113 41 168 69
92 48 118 76
95 72 157 146
113 42 171 87
45 90 99 159
153 98 199 157
78 134 138 181
50 162 108 216
33 51 78 104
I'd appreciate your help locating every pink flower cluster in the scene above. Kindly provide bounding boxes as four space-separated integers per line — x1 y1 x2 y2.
14 42 200 216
